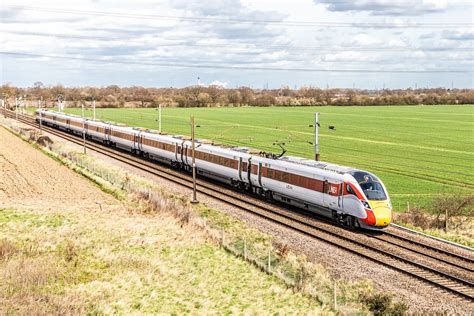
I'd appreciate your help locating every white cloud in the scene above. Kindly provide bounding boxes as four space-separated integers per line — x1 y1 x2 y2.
351 33 381 46
314 0 449 16
209 80 228 88
442 30 474 41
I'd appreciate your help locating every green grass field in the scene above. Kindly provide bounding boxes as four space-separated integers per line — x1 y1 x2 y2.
63 105 473 213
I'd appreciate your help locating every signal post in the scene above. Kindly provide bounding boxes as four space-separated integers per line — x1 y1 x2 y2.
191 115 198 204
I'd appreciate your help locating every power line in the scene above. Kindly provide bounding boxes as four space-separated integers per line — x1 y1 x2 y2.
2 51 471 73
3 30 473 53
5 4 474 28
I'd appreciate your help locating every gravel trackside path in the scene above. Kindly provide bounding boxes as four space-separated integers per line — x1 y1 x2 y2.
0 126 118 212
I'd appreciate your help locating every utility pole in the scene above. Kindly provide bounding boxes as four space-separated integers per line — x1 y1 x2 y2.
158 103 162 133
93 99 96 120
39 99 43 133
82 103 86 154
191 115 198 204
314 112 320 161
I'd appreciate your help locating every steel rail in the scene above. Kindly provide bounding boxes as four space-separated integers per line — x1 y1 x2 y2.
379 230 473 264
390 223 474 252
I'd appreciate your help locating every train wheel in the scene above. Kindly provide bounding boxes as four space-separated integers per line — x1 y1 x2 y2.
264 190 273 201
346 216 355 229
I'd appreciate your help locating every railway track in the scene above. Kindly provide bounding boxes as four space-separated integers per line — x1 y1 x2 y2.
373 230 473 273
2 109 473 303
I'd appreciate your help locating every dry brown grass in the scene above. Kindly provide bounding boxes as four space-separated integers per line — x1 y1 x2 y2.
397 195 474 230
3 257 61 294
272 240 290 258
0 293 93 315
0 239 17 261
396 206 441 230
128 189 208 234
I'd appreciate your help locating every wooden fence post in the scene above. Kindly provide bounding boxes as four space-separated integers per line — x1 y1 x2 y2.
243 238 247 260
445 209 448 232
267 248 271 272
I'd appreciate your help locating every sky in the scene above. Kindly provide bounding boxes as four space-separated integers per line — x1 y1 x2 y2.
0 0 473 89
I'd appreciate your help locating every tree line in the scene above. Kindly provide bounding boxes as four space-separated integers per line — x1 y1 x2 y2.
1 83 473 108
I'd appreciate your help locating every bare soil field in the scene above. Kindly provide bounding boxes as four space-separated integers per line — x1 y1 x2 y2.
0 127 118 212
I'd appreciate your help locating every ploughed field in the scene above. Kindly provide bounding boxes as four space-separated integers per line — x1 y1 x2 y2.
64 105 474 213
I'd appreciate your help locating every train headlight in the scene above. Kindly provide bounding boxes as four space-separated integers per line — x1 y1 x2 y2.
361 200 371 209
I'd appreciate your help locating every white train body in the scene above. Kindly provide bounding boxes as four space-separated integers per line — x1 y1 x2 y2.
36 110 392 229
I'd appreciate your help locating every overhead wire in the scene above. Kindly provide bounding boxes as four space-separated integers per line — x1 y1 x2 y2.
2 30 473 53
4 51 470 73
4 4 473 28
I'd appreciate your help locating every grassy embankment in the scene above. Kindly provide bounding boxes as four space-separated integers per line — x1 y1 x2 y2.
62 105 474 214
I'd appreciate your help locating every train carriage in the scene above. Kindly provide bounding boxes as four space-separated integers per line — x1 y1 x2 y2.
87 120 110 142
140 132 178 164
67 115 85 135
191 144 249 185
109 125 140 152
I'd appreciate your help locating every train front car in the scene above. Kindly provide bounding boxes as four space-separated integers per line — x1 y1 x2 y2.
346 170 392 229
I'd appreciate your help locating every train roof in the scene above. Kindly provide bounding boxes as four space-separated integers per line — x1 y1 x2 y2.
37 110 358 176
278 156 354 175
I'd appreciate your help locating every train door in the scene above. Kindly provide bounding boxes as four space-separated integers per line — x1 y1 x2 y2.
323 180 342 209
322 180 330 208
133 132 140 152
179 140 187 165
342 182 365 218
137 132 143 152
105 126 111 142
338 184 343 209
174 142 179 162
238 157 243 182
184 143 189 167
246 158 252 187
248 158 262 188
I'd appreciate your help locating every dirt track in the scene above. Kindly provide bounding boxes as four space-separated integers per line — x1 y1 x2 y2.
0 127 117 212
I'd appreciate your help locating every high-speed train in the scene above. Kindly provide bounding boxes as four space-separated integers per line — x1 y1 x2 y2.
36 109 392 229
